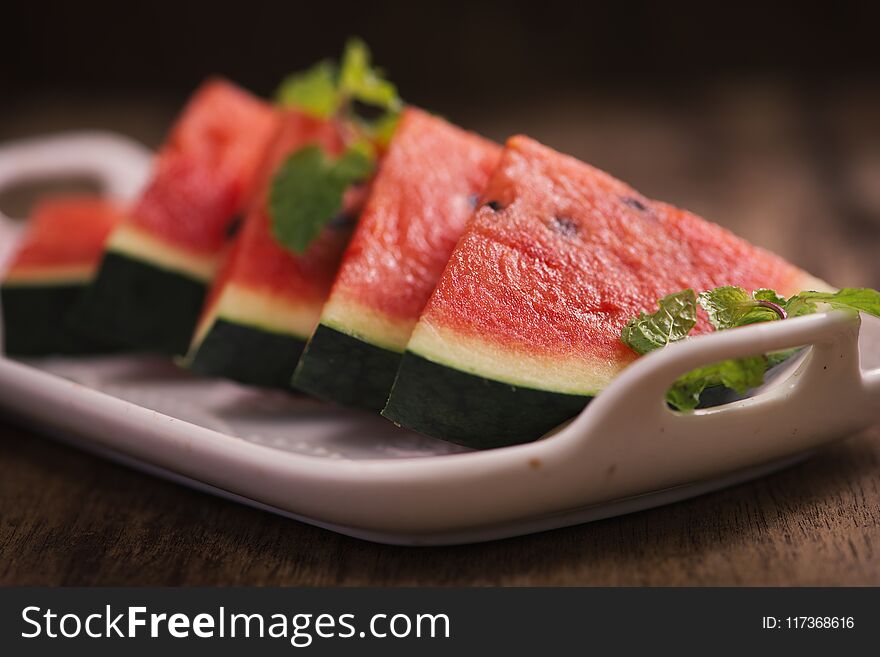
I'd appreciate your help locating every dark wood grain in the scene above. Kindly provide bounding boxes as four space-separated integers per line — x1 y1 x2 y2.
1 82 878 585
1 420 878 586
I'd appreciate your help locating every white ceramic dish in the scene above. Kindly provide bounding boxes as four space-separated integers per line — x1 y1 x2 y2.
0 133 878 546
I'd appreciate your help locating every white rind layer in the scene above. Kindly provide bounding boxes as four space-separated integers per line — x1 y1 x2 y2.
107 223 218 282
407 319 615 396
319 295 412 353
191 283 321 349
406 272 836 397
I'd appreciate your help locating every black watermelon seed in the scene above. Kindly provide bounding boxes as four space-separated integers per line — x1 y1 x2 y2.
622 196 648 212
550 216 578 236
329 212 355 229
226 215 243 238
486 200 504 211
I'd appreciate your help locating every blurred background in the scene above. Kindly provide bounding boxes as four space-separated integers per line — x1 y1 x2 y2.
2 0 879 286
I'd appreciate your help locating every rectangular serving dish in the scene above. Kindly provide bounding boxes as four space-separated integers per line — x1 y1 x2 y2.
1 309 878 545
1 132 879 545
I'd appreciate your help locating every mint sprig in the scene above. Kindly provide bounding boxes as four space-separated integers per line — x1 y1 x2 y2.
790 288 880 317
269 39 402 254
666 356 768 412
698 286 783 329
269 144 373 254
276 38 402 143
621 285 880 411
276 60 339 119
338 39 401 115
620 289 697 355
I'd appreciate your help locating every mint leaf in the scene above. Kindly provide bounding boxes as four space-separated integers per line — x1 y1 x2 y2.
666 367 710 412
624 283 880 413
698 286 749 329
275 39 402 146
766 348 799 369
716 355 767 393
367 112 402 147
276 60 340 118
269 145 373 254
698 286 779 329
667 355 767 411
783 295 818 318
338 39 402 146
791 288 880 317
753 288 787 305
339 38 402 113
619 287 769 410
621 289 698 355
333 140 375 178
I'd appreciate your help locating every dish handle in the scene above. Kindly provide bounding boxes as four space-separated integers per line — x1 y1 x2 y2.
558 310 876 480
0 131 153 229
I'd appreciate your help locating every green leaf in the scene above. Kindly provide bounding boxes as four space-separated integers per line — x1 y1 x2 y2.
276 59 340 118
666 369 710 412
782 295 817 318
753 288 787 306
667 355 767 412
339 38 402 112
792 288 880 317
275 39 403 147
332 145 374 181
766 348 799 369
716 355 767 393
697 286 748 329
697 286 779 329
269 145 374 254
367 112 402 148
621 289 698 355
626 283 880 413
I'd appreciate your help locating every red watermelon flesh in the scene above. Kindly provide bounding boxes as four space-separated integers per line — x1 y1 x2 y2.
291 107 502 410
410 135 830 393
117 78 279 264
317 107 502 349
383 135 831 447
2 195 126 356
190 109 363 355
70 79 280 356
5 196 124 281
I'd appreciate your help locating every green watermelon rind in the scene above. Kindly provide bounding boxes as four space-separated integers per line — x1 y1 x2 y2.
71 250 207 356
382 344 801 449
187 318 307 389
292 323 403 411
1 283 120 356
382 350 591 448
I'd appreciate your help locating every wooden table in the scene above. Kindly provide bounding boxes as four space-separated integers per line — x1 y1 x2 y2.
1 83 879 585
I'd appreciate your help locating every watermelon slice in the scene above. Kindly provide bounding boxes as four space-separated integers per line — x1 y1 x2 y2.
72 79 279 355
292 107 501 410
185 110 363 388
1 196 125 355
383 136 831 448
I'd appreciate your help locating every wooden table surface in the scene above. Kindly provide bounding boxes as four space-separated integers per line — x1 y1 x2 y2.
1 82 879 585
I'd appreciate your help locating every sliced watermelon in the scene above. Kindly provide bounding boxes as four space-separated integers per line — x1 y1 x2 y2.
72 79 279 355
383 136 832 448
185 110 362 388
292 107 501 410
1 196 124 355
